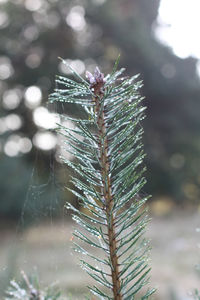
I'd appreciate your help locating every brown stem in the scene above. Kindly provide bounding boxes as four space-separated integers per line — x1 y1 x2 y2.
94 92 122 300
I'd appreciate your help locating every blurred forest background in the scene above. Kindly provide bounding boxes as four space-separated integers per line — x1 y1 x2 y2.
1 0 200 298
0 0 200 220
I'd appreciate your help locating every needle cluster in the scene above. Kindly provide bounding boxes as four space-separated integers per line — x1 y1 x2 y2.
49 58 155 300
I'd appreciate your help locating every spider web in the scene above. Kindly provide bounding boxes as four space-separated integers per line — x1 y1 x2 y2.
0 99 86 299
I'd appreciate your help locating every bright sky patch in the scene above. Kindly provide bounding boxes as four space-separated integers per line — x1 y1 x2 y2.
156 0 200 59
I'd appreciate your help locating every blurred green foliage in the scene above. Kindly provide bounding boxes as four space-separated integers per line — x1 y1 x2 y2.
0 0 200 219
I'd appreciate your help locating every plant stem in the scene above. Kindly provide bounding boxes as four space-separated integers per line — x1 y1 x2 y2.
94 88 122 300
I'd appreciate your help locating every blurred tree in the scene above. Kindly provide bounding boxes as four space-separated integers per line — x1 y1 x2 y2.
0 0 200 218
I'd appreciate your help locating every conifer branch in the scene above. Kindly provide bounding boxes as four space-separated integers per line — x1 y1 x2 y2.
49 59 155 299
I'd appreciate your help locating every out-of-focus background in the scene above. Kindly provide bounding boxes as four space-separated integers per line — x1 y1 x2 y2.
0 0 200 299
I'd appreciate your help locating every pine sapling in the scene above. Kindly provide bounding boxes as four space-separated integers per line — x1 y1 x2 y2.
49 58 155 299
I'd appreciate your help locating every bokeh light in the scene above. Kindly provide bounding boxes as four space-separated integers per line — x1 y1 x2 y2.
4 114 22 131
66 6 86 31
33 131 57 150
33 106 60 129
2 89 22 110
23 25 39 41
24 86 42 109
0 11 9 28
0 56 14 80
25 0 42 12
25 53 42 69
4 134 32 157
